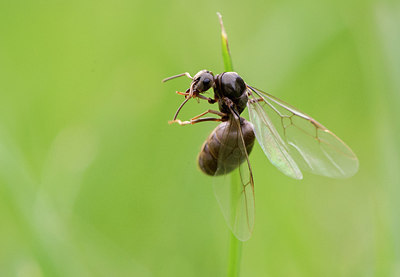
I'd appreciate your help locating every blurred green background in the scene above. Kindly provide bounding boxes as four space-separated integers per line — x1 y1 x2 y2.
0 0 399 276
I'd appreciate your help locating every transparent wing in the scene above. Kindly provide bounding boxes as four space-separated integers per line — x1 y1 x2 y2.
247 89 302 179
247 85 359 179
212 117 255 241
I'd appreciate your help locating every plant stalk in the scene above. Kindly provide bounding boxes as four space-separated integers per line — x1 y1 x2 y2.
217 12 243 277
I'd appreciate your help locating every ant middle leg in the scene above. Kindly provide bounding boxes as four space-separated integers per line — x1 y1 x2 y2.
169 117 223 126
169 109 228 125
191 109 227 120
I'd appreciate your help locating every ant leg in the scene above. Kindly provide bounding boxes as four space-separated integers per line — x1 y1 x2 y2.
175 91 217 104
248 98 263 103
169 117 222 126
196 95 217 103
169 109 227 125
208 98 217 104
222 97 241 119
191 109 226 120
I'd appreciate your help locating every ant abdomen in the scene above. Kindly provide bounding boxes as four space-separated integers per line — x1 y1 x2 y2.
198 118 255 176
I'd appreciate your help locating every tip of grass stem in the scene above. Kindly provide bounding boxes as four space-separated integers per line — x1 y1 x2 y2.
217 12 233 72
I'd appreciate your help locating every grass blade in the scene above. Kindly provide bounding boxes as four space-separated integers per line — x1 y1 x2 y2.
217 12 243 277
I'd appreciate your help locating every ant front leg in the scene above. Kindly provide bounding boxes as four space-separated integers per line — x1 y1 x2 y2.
195 94 218 104
175 90 217 104
207 97 217 104
195 94 216 104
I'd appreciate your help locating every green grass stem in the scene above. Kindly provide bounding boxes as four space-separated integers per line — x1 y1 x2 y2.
217 12 243 277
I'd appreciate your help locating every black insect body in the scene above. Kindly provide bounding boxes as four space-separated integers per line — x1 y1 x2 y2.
197 72 255 176
198 118 255 176
213 72 249 115
163 69 358 241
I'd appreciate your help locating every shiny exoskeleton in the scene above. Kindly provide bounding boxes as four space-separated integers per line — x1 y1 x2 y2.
198 118 255 175
195 71 256 176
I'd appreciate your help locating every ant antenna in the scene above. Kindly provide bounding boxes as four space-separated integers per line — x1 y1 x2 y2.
162 72 193 83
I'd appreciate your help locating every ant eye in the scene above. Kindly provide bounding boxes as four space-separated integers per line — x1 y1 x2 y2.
203 78 210 86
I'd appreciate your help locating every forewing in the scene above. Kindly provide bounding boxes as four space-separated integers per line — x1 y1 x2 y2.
247 86 358 179
212 117 255 241
247 90 303 179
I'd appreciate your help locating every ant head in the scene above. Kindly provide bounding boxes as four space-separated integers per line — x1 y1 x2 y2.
192 70 214 93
